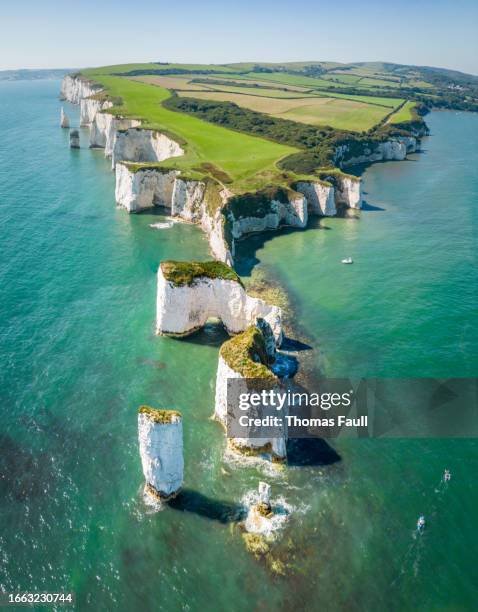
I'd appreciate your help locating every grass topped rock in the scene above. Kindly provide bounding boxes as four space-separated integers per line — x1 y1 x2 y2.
138 406 183 500
214 325 287 461
156 260 282 341
161 260 242 287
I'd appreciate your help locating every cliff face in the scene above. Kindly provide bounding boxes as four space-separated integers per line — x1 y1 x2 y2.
229 194 308 240
80 98 112 127
115 165 179 212
335 136 419 167
112 129 183 169
90 115 141 160
60 74 103 104
335 176 362 209
114 163 363 264
295 182 336 217
138 407 183 499
156 265 283 341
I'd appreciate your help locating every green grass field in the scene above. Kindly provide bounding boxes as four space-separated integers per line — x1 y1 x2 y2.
77 61 430 191
388 101 417 124
177 88 402 131
82 73 297 190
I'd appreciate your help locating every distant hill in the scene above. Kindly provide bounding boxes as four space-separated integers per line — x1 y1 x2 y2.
0 68 74 81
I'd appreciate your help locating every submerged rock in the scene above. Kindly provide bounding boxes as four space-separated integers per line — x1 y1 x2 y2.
242 482 291 536
60 107 69 128
69 129 80 149
138 405 183 500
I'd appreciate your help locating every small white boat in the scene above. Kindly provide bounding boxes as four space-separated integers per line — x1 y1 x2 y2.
417 515 425 530
149 221 174 230
341 257 353 264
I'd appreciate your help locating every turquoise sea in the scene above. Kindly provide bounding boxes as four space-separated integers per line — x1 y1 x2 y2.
0 80 477 611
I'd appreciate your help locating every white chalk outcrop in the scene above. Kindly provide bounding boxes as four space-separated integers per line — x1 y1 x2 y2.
61 75 182 170
115 164 179 212
295 181 336 216
112 129 183 169
230 194 307 240
115 165 232 263
334 176 362 209
60 107 69 128
214 326 287 461
335 136 419 167
114 164 363 263
156 262 282 342
60 74 103 105
138 406 183 500
80 98 112 127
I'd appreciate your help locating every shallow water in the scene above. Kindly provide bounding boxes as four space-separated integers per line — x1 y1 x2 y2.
0 82 477 611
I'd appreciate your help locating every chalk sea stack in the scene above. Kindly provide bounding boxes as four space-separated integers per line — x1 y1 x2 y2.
156 260 283 342
214 325 287 461
69 129 80 149
137 406 184 500
60 107 70 128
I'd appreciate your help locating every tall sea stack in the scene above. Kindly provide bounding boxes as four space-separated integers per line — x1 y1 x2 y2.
60 107 70 128
69 129 80 149
137 406 184 500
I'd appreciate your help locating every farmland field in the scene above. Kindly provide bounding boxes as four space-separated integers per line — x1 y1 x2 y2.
82 74 297 187
177 89 399 131
388 100 417 123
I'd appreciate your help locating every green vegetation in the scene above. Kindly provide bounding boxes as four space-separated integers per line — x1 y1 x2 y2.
164 95 418 174
177 89 397 131
242 533 270 557
75 59 478 199
160 260 243 287
220 326 276 381
227 186 296 219
388 101 418 124
138 405 182 423
81 72 296 189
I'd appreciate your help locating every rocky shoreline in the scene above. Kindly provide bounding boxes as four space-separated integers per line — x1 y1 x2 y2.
60 72 426 562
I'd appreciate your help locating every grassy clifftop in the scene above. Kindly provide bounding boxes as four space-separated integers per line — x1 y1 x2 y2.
220 326 276 381
81 70 297 192
161 260 243 287
77 59 473 192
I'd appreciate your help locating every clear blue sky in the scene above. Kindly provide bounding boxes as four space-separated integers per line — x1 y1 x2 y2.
2 0 477 75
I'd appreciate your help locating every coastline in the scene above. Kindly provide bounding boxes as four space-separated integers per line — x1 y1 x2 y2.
1 79 477 611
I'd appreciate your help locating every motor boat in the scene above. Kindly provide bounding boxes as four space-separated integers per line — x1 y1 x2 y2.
341 257 353 264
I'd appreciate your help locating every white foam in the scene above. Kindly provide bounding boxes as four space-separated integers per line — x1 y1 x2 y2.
241 489 293 537
149 221 174 229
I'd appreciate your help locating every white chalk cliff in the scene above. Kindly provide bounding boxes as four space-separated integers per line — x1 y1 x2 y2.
80 98 112 127
60 74 103 105
61 74 365 264
138 407 183 499
114 162 362 264
295 181 336 216
156 264 283 342
335 136 419 167
229 194 308 241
